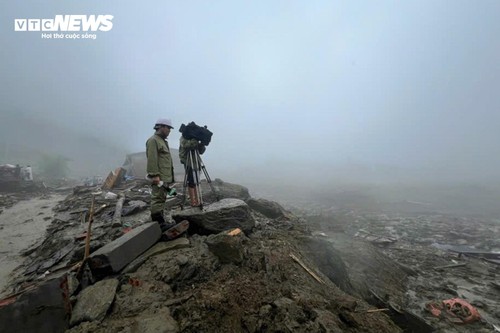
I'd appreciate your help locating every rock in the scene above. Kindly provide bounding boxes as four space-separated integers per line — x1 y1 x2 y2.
246 198 286 219
212 178 251 200
176 254 189 266
132 307 179 333
70 278 119 326
122 200 148 216
172 198 255 235
205 229 246 264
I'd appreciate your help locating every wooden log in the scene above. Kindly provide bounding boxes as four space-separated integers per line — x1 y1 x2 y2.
112 195 125 226
84 195 95 259
290 253 325 284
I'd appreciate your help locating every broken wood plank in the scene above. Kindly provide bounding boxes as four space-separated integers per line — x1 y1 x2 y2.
84 195 95 260
112 195 125 226
290 253 325 284
102 167 125 190
227 228 242 236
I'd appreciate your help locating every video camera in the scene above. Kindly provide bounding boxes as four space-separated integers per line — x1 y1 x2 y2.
179 122 213 146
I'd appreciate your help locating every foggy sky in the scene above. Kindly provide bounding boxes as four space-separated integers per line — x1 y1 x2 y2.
1 1 500 184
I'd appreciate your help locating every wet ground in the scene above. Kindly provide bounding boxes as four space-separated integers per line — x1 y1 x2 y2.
0 193 66 297
294 210 500 332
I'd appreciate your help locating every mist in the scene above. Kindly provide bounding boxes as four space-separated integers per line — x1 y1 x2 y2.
1 1 500 214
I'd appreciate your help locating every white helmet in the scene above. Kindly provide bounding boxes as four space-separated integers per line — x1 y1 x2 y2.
154 118 173 130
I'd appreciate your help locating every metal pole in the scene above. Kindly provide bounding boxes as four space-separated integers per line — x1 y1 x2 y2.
195 150 218 200
192 149 203 208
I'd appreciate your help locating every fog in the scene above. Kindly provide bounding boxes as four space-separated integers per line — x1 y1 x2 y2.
1 1 500 214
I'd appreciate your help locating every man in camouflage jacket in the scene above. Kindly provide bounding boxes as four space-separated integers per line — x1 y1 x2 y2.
146 118 174 231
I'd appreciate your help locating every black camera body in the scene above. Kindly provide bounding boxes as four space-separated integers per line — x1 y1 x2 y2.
179 122 213 146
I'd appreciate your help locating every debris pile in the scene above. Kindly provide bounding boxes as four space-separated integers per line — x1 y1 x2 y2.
304 210 500 332
0 178 403 333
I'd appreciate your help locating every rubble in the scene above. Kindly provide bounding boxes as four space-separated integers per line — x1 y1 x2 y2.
300 208 500 332
1 177 499 332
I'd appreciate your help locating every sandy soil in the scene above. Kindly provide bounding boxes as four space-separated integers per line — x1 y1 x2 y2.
0 194 65 297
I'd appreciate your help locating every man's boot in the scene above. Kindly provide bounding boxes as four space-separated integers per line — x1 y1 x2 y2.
188 187 199 207
151 212 169 232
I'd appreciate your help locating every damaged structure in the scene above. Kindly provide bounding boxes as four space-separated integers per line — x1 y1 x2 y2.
0 164 33 191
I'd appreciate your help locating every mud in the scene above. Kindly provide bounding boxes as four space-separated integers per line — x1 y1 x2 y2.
304 211 500 332
0 193 66 296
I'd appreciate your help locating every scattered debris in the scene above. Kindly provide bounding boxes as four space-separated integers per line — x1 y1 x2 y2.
102 167 125 190
354 229 397 246
426 298 481 324
163 220 189 241
433 262 467 270
3 178 500 332
111 194 125 227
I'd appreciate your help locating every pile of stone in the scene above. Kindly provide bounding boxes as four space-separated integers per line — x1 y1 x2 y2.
0 178 403 333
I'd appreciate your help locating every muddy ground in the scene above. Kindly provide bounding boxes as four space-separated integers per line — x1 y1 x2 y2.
302 211 500 332
0 192 66 296
1 180 499 332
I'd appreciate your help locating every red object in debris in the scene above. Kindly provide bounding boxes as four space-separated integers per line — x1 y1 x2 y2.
123 227 133 234
426 302 442 317
443 298 481 324
426 298 481 324
128 278 141 287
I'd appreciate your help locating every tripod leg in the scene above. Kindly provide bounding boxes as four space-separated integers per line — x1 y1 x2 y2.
195 150 219 201
181 152 191 209
192 151 203 207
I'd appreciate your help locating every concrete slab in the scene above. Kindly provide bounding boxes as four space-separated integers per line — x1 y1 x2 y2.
89 222 161 276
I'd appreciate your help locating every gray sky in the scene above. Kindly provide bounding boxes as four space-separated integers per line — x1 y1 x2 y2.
1 1 500 184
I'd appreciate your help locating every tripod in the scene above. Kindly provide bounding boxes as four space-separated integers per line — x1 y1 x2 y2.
182 149 217 209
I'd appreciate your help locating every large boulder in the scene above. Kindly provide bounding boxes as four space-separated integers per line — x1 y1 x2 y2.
208 178 251 201
172 198 255 235
246 198 287 219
